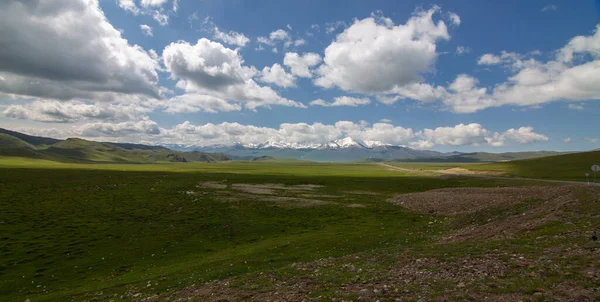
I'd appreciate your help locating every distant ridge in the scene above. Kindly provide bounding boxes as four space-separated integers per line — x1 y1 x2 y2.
0 128 231 164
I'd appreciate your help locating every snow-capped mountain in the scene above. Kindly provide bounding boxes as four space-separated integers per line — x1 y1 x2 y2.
236 137 392 150
176 136 452 162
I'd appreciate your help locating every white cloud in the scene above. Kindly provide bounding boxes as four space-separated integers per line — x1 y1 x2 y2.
116 0 140 14
294 39 306 47
487 126 549 146
558 25 600 62
140 0 170 8
448 12 461 26
542 4 557 12
325 21 347 34
163 38 256 90
314 7 451 93
0 0 161 101
310 96 371 107
77 119 161 137
440 25 600 112
420 123 489 146
380 118 392 123
117 0 170 26
140 24 154 36
270 29 290 42
152 10 169 26
258 64 296 88
412 124 548 148
3 99 151 123
213 27 250 47
563 137 571 143
477 54 502 65
172 0 179 12
456 46 471 55
163 94 241 113
257 28 306 50
283 52 322 78
162 39 305 110
568 104 584 110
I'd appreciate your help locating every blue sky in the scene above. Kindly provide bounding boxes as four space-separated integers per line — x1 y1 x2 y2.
0 0 599 152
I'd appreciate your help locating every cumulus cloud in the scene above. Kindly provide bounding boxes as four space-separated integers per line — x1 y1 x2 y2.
162 94 242 113
437 25 600 112
477 54 502 65
117 0 139 14
152 10 169 26
314 7 451 93
542 4 557 12
563 137 571 143
486 127 549 147
0 0 161 101
140 24 153 36
213 27 250 47
309 96 371 107
117 0 173 25
2 99 151 123
140 0 170 8
258 64 296 88
283 52 322 78
448 12 461 26
411 124 548 148
77 119 161 137
257 28 307 51
419 123 489 146
162 39 305 110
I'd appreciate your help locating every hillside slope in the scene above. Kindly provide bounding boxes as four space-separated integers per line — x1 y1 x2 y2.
0 128 231 163
466 150 600 180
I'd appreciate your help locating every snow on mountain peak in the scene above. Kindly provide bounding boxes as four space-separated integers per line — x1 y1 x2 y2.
333 137 362 148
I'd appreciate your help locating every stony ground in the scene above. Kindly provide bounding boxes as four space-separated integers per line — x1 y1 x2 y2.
145 185 600 301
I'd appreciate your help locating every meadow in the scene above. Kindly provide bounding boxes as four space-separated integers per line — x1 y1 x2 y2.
1 156 598 301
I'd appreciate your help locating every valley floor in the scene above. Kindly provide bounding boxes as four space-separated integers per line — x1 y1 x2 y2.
0 158 598 301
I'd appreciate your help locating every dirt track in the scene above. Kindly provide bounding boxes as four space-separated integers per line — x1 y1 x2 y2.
378 163 589 185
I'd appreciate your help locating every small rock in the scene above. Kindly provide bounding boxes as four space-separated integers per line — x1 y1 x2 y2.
457 282 466 288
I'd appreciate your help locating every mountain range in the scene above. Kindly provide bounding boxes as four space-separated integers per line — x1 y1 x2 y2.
167 136 567 162
0 127 570 163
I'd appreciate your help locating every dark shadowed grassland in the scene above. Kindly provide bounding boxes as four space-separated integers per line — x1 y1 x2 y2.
0 158 548 301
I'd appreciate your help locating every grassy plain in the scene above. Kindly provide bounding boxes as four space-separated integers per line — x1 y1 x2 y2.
1 156 598 301
464 150 599 181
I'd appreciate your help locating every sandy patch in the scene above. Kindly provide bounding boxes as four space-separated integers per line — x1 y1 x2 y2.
346 190 381 196
230 183 324 195
197 181 228 189
346 204 366 208
299 194 343 199
230 184 276 195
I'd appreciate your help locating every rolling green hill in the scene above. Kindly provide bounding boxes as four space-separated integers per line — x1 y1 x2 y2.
0 128 231 164
466 149 600 180
0 133 36 150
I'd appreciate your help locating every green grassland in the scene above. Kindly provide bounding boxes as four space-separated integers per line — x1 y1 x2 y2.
1 155 599 301
0 157 554 301
464 149 600 181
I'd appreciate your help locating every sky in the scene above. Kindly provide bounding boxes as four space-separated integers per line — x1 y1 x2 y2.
0 0 599 152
